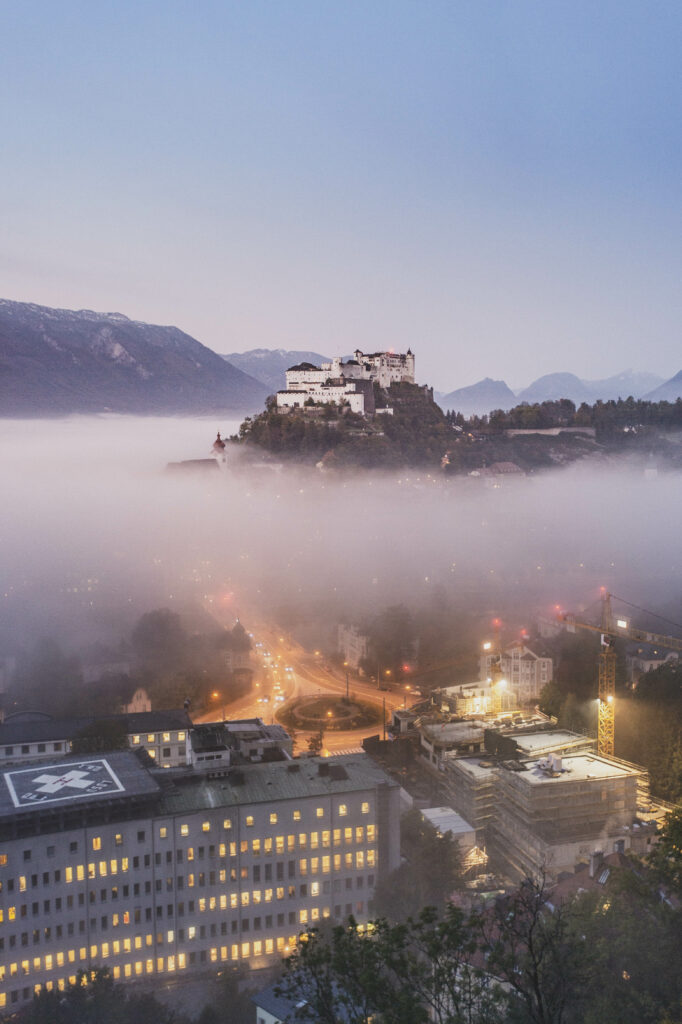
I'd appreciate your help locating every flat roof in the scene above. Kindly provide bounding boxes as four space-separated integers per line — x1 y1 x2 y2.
0 751 160 820
421 722 484 744
421 806 475 837
158 755 396 816
512 731 590 754
523 754 640 786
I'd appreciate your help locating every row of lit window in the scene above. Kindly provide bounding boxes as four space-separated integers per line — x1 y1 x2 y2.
0 806 375 868
1 847 376 915
0 937 300 1002
0 925 335 988
130 732 186 745
1 858 374 925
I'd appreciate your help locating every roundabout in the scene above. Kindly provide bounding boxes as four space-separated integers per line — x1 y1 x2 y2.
276 694 383 733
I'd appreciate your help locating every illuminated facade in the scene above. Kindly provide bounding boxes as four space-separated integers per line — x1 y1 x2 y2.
0 752 399 1011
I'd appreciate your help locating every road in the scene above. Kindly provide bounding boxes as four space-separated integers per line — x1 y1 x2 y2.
196 602 413 754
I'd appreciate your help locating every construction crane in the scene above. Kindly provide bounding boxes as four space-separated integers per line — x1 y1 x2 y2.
561 591 682 757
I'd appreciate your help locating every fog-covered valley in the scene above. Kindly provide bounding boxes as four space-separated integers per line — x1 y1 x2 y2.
2 416 681 658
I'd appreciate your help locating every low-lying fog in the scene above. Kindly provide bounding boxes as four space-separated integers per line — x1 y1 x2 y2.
1 415 681 653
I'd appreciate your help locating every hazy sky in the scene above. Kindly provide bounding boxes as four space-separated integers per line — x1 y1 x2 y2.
2 2 681 390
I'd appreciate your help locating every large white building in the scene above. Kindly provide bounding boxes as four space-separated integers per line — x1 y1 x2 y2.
0 751 399 1012
276 349 416 415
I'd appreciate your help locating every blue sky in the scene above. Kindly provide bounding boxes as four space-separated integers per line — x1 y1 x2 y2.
2 1 681 390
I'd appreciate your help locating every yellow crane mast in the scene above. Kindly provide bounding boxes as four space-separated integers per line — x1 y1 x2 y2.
562 591 682 757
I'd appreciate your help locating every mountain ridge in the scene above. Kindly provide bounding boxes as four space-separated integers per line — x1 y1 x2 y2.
0 299 269 416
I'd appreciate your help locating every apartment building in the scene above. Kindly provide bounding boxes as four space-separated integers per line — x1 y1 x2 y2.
480 641 552 702
0 710 192 769
0 751 399 1012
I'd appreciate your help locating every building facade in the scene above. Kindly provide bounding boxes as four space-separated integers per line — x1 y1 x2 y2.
0 752 399 1012
0 711 192 770
480 641 553 702
276 349 415 414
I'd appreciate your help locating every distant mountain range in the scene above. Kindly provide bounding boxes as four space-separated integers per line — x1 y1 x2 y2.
220 348 332 395
0 300 268 416
438 369 675 416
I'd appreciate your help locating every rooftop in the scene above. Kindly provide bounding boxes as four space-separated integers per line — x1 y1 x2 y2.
0 709 192 746
0 751 160 822
421 806 475 838
522 753 640 786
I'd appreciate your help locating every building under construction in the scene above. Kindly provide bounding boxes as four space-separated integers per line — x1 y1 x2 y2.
432 726 661 881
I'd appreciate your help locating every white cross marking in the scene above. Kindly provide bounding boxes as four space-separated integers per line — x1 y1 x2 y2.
32 770 93 794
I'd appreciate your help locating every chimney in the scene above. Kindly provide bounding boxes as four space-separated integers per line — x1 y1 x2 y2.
589 850 603 878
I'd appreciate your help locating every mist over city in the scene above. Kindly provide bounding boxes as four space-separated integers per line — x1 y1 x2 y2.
3 415 681 653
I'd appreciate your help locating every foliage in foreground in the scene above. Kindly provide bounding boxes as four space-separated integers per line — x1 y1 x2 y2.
279 861 682 1024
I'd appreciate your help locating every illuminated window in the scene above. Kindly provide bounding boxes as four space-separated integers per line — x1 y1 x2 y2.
356 851 364 869
101 943 109 958
269 812 278 824
159 827 167 839
245 816 254 827
178 953 186 969
241 892 249 906
188 847 194 861
355 826 364 843
344 828 353 844
110 859 117 874
132 735 140 744
8 906 16 921
241 942 250 958
148 749 156 759
367 849 376 867
19 876 26 892
180 824 189 837
223 818 232 830
322 831 330 848
252 839 261 855
99 861 107 877
264 838 272 854
92 837 102 851
367 825 376 842
219 843 226 857
276 836 284 854
135 962 143 976
293 810 301 821
311 881 320 896
299 909 308 924
338 804 347 817
310 832 319 849
253 890 261 904
121 858 129 872
299 833 307 848
163 733 171 743
264 888 273 902
361 802 370 814
202 822 210 833
230 894 238 909
178 731 186 742
167 930 174 943
322 856 330 873
316 807 324 818
333 829 341 846
115 834 123 846
147 734 155 743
